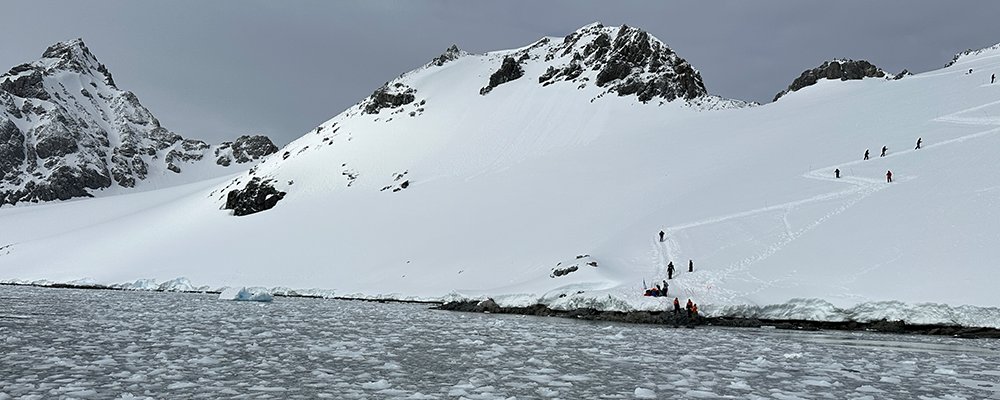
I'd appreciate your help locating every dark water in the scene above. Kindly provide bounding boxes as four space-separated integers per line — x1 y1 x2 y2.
1 285 999 399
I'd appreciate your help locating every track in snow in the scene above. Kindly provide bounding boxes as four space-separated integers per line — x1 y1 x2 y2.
648 100 1000 303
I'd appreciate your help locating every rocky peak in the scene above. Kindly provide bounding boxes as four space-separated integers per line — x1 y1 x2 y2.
0 39 276 206
39 38 116 87
535 23 707 102
429 44 466 67
774 59 892 102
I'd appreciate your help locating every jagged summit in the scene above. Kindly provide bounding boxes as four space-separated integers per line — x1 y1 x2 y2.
41 38 102 70
773 59 895 102
0 39 276 205
360 23 727 119
428 44 467 67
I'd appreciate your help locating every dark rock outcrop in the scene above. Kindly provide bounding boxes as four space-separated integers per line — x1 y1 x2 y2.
224 177 286 216
538 24 707 102
429 44 464 67
774 59 890 101
362 83 417 115
479 56 525 95
214 135 278 167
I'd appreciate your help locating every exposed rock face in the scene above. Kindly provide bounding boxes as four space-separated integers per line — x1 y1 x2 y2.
0 38 276 205
536 24 707 102
774 59 891 101
429 44 465 67
224 177 286 216
362 83 417 115
479 56 525 95
214 135 278 167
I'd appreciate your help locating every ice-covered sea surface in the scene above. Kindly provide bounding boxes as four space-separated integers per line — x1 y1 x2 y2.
2 286 999 399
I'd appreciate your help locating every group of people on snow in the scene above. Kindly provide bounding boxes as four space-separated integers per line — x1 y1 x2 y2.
837 137 923 183
664 259 694 280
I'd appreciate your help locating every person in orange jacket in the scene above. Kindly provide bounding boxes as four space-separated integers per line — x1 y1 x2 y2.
673 297 681 314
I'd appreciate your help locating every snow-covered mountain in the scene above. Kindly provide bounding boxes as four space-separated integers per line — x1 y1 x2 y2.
0 39 276 205
3 25 1000 328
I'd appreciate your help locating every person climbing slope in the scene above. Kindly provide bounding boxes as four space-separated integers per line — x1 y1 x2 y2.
886 170 893 183
835 168 840 178
688 259 694 272
864 149 869 160
915 137 922 150
667 261 675 280
881 146 888 157
658 230 665 242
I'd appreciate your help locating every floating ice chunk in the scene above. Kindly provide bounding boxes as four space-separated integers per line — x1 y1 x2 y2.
361 379 390 390
166 382 197 390
728 380 752 390
218 287 273 302
634 387 656 398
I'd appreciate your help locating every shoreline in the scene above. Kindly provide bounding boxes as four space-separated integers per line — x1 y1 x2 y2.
433 299 1000 339
4 283 999 338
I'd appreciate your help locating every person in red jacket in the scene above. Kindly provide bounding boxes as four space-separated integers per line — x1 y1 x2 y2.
886 170 893 183
673 297 681 314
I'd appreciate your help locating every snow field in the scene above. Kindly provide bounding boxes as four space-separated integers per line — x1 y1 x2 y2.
2 26 1000 327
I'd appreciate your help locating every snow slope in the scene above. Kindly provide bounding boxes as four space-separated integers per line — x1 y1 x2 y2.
2 24 1000 327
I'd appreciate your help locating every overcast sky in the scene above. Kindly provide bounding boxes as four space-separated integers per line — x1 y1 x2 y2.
4 1 1000 146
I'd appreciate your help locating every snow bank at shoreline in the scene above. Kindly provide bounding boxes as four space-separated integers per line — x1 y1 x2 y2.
4 278 999 329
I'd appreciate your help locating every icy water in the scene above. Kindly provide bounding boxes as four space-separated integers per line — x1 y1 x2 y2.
2 286 1000 400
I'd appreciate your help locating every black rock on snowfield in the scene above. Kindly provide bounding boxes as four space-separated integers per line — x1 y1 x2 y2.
224 177 287 216
773 59 894 101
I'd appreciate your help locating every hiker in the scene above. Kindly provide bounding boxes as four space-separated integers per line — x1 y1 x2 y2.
688 259 693 272
667 262 675 279
650 286 660 297
915 137 922 150
835 168 840 179
886 170 892 183
692 303 699 317
969 68 974 74
864 149 869 160
658 230 665 242
686 299 694 317
662 280 669 296
673 297 681 314
880 146 887 157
